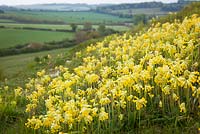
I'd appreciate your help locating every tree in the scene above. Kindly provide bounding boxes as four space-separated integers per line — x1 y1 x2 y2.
83 22 92 31
75 31 89 43
70 23 78 32
133 14 147 25
97 24 106 36
0 10 4 14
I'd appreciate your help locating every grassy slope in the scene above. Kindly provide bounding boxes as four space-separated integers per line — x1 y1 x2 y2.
0 28 74 49
0 48 69 75
1 3 199 134
3 11 131 24
0 37 103 86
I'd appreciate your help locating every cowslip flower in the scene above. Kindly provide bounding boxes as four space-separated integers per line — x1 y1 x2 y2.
85 74 99 84
99 108 108 121
133 97 147 110
179 103 186 113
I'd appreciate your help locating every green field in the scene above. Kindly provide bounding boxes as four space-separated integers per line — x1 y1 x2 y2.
0 19 16 23
0 23 72 30
0 28 74 49
111 8 168 16
1 11 131 24
0 48 69 77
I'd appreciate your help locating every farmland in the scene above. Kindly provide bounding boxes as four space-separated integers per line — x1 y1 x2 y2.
0 11 132 24
0 48 70 77
111 8 168 16
0 23 128 50
0 10 130 50
0 28 74 49
0 19 16 23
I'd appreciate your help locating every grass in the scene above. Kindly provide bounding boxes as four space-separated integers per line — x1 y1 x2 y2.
0 49 54 133
2 11 131 24
0 48 70 78
111 8 168 16
0 19 16 23
0 28 74 49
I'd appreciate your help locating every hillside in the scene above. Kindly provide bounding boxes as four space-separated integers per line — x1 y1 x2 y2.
26 15 200 133
1 14 199 133
0 2 200 134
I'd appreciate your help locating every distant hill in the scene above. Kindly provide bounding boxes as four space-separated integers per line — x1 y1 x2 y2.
14 3 113 11
178 0 200 3
94 1 200 18
0 5 17 11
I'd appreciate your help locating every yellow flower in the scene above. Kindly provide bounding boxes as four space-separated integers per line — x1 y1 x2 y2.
133 97 147 110
99 108 108 121
179 103 186 113
26 116 43 130
159 101 162 108
4 86 9 91
0 96 2 103
118 114 124 121
99 97 111 105
37 70 45 77
162 85 171 95
172 93 179 101
85 74 99 84
14 86 22 97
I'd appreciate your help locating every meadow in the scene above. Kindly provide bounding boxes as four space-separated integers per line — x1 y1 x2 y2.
111 8 168 16
0 48 70 77
0 11 132 24
0 28 74 49
0 19 16 23
24 15 200 133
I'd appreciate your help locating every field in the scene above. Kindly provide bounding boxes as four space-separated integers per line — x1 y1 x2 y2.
111 8 168 16
1 11 132 24
0 10 130 51
0 19 16 23
0 28 74 49
0 48 70 77
0 22 128 50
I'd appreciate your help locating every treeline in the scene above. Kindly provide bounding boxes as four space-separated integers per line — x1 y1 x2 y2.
0 14 66 24
94 2 190 18
0 10 4 13
75 23 118 43
0 39 75 56
154 2 200 24
130 2 200 34
0 25 74 33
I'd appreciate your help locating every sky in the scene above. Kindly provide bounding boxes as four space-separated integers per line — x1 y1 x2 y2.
0 0 178 6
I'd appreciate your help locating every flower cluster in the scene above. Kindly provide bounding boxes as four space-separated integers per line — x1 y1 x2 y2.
24 15 200 133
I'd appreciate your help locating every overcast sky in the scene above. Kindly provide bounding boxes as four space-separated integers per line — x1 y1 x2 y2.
0 0 178 6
